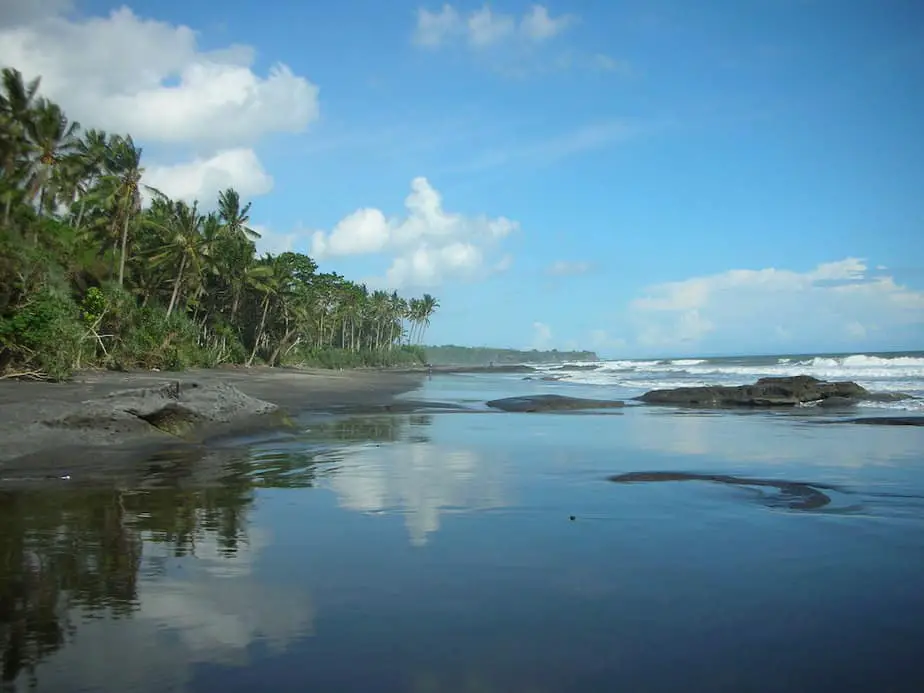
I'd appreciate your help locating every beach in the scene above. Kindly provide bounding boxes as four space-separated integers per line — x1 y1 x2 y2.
0 367 427 485
2 354 924 692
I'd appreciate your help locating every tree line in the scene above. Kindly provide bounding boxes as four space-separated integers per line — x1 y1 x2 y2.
424 345 598 366
0 67 440 379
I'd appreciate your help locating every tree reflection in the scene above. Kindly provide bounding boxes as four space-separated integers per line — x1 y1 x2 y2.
302 414 433 444
0 412 435 690
0 478 252 688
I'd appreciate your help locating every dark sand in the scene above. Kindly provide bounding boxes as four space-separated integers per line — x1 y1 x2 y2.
0 367 426 485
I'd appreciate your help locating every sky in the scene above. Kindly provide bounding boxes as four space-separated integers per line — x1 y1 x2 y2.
1 0 922 358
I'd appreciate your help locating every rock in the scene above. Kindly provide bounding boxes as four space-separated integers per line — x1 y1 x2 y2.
608 471 838 511
862 392 917 402
486 394 624 413
815 396 859 409
636 375 869 408
843 416 924 427
44 381 279 439
549 364 601 372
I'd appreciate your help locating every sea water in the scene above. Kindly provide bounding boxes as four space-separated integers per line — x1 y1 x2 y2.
2 356 924 692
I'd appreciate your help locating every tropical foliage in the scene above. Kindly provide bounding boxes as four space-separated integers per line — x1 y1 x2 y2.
0 67 439 379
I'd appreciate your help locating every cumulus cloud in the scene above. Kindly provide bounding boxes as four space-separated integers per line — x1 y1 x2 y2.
0 0 73 27
144 149 273 204
414 3 574 49
0 6 318 147
310 177 518 289
531 321 553 349
0 3 318 209
589 329 627 352
630 258 924 350
546 260 593 276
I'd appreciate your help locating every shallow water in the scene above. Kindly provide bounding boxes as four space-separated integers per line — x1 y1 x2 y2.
3 376 924 692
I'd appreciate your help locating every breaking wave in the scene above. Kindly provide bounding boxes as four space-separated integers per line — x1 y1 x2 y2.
533 353 924 411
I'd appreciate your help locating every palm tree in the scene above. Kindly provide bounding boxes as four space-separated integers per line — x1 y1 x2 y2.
217 188 260 242
0 68 40 186
416 293 439 345
246 255 283 366
24 98 80 216
66 129 109 230
147 197 208 317
104 135 143 287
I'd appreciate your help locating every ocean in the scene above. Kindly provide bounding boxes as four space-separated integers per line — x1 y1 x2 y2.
2 353 923 692
528 350 924 410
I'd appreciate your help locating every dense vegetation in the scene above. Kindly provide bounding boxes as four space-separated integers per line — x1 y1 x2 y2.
0 67 439 380
424 345 598 365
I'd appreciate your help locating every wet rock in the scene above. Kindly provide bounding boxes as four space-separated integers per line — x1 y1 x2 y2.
487 394 624 413
862 392 917 402
815 396 860 409
636 375 869 408
608 471 838 510
842 416 924 427
549 364 602 372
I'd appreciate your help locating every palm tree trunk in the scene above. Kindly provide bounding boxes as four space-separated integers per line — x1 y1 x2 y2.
75 196 87 230
247 295 271 366
166 254 187 318
118 212 130 287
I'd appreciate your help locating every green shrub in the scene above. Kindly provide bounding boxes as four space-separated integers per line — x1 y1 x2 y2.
0 287 83 379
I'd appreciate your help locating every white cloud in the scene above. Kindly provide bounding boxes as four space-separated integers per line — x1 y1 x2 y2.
589 329 627 352
144 148 273 204
448 119 637 174
413 3 574 49
590 53 633 74
547 260 592 276
0 6 318 147
0 0 73 27
532 321 553 349
630 258 924 350
1 4 317 210
310 177 518 289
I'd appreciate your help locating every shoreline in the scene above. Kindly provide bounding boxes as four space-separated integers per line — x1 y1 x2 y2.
0 366 427 486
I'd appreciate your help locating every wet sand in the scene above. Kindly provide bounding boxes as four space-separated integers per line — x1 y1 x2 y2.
0 367 426 484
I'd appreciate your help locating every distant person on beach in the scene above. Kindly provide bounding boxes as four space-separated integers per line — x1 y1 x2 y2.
427 363 432 378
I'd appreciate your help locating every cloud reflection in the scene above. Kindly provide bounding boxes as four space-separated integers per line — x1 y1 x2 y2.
327 442 505 546
29 529 314 693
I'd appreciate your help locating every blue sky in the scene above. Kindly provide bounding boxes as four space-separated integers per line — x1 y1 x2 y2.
2 0 923 357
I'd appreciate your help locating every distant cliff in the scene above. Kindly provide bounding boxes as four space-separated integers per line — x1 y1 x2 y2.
423 345 598 366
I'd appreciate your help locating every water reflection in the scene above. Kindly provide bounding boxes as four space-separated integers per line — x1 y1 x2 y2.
0 463 313 692
314 416 505 546
624 409 924 467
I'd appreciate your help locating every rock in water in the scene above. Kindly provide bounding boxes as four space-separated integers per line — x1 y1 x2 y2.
486 394 624 413
636 375 869 408
608 471 838 511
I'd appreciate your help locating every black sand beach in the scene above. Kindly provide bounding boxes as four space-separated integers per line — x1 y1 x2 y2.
0 367 426 485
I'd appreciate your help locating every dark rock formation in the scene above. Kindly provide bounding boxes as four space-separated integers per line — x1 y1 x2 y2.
842 416 924 427
486 394 624 413
608 471 838 510
548 364 602 372
636 375 869 407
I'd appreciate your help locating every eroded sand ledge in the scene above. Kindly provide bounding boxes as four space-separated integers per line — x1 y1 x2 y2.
0 367 426 481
